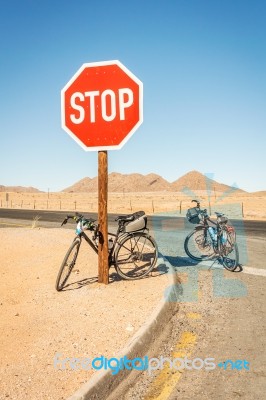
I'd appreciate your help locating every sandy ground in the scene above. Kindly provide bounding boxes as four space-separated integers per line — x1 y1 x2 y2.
0 228 170 400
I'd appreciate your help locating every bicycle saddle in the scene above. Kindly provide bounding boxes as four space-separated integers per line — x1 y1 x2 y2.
116 210 145 222
215 212 225 217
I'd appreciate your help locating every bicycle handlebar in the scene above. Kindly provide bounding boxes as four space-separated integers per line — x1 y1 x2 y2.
192 199 201 208
61 213 96 229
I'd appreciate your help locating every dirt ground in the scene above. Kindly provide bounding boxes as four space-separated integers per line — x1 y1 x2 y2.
0 228 170 400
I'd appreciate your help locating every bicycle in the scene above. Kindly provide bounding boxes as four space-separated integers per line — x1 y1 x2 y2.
55 210 158 291
184 200 239 271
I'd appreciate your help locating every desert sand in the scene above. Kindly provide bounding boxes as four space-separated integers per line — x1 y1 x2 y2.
0 227 170 400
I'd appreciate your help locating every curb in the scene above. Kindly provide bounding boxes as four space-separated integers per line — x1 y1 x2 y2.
67 259 179 400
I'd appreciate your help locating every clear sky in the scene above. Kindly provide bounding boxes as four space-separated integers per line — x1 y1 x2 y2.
0 0 265 192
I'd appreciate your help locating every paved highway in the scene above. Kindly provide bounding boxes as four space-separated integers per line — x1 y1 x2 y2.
0 208 265 238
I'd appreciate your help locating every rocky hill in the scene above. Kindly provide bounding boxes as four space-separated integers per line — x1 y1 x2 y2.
62 173 171 192
0 185 42 193
62 170 244 193
171 171 243 193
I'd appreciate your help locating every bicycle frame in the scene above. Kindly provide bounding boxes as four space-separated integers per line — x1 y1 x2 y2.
78 224 150 268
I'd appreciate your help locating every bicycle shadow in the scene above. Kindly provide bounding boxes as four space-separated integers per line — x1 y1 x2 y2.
59 271 123 291
163 254 243 273
59 259 170 291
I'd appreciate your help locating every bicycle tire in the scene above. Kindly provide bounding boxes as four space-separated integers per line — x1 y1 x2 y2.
184 227 215 261
220 242 239 271
115 232 158 280
55 238 81 291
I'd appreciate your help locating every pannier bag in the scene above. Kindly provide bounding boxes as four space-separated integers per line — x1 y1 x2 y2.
124 212 147 233
186 207 201 224
221 225 236 254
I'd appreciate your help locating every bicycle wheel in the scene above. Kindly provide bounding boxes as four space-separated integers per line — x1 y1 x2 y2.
184 227 215 261
115 232 158 280
55 238 81 291
220 242 239 271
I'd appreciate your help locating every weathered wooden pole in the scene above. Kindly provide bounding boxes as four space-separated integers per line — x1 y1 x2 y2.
98 151 109 284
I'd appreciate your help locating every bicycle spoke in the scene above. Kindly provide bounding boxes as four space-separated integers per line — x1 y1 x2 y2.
115 233 157 280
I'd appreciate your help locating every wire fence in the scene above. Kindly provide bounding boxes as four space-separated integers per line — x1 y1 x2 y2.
0 191 257 219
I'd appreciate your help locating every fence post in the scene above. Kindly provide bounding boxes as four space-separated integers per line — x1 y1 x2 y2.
209 201 212 215
180 200 182 214
152 200 154 213
74 201 76 210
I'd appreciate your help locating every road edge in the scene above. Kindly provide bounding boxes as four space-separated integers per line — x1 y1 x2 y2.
67 259 179 400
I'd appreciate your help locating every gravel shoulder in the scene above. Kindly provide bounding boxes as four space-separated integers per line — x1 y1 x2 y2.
0 228 169 400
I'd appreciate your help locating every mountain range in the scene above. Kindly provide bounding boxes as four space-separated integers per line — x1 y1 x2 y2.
62 170 244 193
0 185 42 193
0 171 249 193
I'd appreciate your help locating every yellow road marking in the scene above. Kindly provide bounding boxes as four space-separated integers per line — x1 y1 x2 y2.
144 331 197 400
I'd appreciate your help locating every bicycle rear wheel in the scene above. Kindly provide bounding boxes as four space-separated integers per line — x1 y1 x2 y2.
220 242 239 271
55 238 81 291
184 227 215 261
115 232 158 280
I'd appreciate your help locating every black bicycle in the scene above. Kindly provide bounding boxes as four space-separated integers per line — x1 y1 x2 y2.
55 211 158 291
184 200 239 271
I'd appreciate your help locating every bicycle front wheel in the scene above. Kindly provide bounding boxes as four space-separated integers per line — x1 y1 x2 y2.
115 232 158 280
55 238 81 291
184 227 215 261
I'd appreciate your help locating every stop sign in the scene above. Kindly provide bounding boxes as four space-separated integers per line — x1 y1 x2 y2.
61 60 143 151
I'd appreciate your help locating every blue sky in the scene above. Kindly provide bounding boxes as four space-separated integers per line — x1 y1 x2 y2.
0 0 265 192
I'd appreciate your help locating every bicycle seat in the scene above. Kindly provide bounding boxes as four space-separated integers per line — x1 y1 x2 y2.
116 214 134 222
116 210 145 222
215 212 224 217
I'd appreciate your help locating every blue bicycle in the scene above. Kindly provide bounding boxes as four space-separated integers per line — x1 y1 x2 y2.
184 200 239 271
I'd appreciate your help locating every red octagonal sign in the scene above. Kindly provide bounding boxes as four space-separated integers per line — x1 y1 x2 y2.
61 60 143 151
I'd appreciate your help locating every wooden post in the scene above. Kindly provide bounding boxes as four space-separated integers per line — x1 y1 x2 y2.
98 151 109 284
